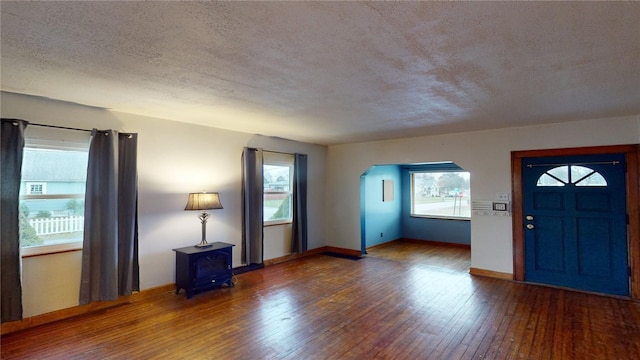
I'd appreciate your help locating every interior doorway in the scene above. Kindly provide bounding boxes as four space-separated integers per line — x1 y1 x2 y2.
360 162 471 255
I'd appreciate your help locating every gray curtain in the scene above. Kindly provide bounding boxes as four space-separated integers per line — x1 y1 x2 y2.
241 147 263 265
80 130 139 305
291 153 308 253
1 119 27 322
117 133 139 295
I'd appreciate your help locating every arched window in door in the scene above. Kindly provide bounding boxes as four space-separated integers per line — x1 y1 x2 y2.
536 165 607 187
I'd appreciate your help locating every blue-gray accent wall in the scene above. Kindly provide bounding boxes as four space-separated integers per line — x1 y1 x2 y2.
400 167 470 244
361 163 470 250
360 165 402 250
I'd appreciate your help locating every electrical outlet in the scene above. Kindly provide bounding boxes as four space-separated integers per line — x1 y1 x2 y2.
380 232 383 238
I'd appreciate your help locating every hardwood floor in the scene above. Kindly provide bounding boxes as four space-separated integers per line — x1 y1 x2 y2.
2 240 640 359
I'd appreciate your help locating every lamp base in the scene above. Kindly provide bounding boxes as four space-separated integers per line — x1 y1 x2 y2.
195 212 213 248
195 241 214 248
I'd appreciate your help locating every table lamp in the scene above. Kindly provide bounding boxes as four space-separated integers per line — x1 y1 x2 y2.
184 192 223 248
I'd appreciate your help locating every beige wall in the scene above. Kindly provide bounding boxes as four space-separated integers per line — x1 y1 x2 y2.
326 115 640 274
21 251 82 317
2 91 327 317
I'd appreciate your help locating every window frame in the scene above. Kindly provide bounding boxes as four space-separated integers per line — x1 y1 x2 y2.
263 152 295 226
536 165 608 187
410 170 471 220
20 137 89 257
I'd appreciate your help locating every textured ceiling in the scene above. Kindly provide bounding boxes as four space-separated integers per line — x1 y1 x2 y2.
1 1 639 145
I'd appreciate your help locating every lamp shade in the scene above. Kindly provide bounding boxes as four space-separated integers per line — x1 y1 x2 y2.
184 192 223 211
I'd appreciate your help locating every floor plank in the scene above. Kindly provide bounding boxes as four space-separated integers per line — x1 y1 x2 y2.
2 240 639 359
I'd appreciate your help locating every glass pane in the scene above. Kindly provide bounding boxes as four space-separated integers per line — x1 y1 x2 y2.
20 148 88 248
536 173 565 187
547 166 569 183
575 172 607 187
264 164 292 222
264 165 290 192
264 193 292 221
571 165 607 186
571 165 592 183
20 198 85 247
412 171 470 218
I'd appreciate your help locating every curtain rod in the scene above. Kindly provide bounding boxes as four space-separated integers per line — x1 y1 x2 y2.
525 161 620 168
30 122 93 133
263 149 295 156
246 148 295 156
29 122 134 137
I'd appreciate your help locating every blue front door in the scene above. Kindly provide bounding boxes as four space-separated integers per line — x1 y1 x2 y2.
522 153 629 296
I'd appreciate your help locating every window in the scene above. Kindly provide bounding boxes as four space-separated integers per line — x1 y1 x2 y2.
411 171 471 219
20 147 88 252
263 152 294 224
536 165 607 187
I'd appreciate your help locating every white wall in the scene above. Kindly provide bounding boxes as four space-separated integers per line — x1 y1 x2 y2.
326 115 640 274
4 89 638 317
2 92 327 317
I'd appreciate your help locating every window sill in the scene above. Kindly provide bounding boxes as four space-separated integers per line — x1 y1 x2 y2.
264 220 293 227
22 241 83 258
410 215 470 221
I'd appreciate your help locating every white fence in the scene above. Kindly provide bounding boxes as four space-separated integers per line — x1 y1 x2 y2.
29 216 84 236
